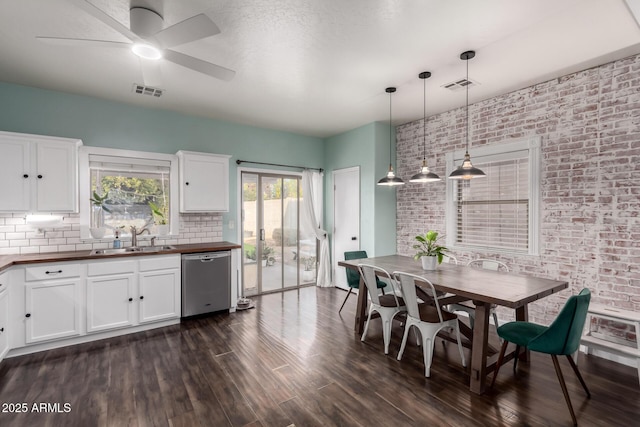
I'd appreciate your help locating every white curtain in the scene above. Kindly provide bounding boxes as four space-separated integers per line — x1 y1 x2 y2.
301 170 331 287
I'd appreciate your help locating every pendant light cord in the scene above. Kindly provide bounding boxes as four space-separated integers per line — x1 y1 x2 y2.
389 90 393 167
423 76 427 160
465 57 470 155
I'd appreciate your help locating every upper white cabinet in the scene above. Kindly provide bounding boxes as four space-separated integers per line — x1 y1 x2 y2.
177 150 230 212
0 131 82 212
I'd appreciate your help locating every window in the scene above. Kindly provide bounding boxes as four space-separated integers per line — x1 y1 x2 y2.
445 137 540 255
79 147 179 240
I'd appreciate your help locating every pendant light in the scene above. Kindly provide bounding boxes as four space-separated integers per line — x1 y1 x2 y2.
410 71 441 183
377 87 405 186
449 50 486 180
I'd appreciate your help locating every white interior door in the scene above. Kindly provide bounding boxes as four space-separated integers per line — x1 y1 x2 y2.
333 167 360 290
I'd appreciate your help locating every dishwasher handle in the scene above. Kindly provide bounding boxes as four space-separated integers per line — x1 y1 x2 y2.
182 251 230 262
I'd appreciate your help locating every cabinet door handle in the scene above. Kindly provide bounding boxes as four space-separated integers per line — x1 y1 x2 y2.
128 298 133 302
25 313 31 318
23 174 29 178
45 270 63 275
185 182 190 186
139 296 144 300
0 327 4 332
37 174 43 179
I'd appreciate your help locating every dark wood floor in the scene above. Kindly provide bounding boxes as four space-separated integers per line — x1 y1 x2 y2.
0 286 639 427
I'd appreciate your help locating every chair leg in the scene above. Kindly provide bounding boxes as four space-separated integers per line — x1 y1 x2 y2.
565 355 591 398
338 288 353 313
491 339 509 388
397 324 411 361
492 310 502 343
551 354 578 426
453 324 467 368
423 336 434 377
513 345 520 372
383 318 392 354
361 308 373 342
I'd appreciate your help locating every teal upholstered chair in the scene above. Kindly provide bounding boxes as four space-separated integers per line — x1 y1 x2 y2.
339 251 385 313
491 288 591 426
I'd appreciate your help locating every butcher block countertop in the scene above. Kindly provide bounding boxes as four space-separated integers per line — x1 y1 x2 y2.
0 241 241 273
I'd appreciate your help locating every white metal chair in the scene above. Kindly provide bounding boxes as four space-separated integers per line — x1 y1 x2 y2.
394 271 466 377
358 263 406 354
442 254 458 265
449 259 509 335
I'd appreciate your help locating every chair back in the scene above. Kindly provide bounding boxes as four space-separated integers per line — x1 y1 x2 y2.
443 254 458 265
393 271 446 322
528 288 591 355
467 258 510 272
344 250 368 288
357 264 400 307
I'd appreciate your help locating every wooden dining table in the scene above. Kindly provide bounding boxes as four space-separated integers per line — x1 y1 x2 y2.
338 254 568 394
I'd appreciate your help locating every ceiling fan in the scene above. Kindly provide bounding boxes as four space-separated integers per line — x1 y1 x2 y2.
37 0 235 83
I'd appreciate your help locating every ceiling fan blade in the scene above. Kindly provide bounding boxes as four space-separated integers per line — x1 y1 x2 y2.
36 36 131 49
68 0 140 42
139 58 163 87
153 14 221 48
163 49 235 81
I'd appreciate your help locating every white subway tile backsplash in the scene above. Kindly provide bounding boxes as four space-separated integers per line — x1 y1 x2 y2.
0 212 224 254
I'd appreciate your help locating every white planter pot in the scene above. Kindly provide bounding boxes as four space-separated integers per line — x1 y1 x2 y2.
421 256 438 271
89 227 106 239
155 224 169 235
302 270 315 282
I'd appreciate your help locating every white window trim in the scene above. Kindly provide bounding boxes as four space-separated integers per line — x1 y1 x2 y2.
445 136 541 256
79 146 179 241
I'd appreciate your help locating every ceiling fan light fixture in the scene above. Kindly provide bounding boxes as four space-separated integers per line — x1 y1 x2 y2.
132 43 162 60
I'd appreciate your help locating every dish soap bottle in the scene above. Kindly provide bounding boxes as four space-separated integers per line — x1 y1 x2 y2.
113 230 121 249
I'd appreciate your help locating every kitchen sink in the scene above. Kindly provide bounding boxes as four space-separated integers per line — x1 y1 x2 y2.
90 245 176 256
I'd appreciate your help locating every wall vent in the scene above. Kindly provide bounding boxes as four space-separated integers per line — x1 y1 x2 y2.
442 78 479 91
132 83 164 98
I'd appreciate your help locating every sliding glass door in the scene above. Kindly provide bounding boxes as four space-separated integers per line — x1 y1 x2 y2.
241 172 316 296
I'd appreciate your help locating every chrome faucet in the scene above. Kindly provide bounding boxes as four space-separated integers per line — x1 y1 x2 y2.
130 225 150 247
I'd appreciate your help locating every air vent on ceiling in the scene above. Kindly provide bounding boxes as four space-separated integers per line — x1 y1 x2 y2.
132 83 164 98
442 78 479 91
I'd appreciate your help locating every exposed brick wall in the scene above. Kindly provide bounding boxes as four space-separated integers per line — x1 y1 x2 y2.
0 212 223 255
396 54 640 343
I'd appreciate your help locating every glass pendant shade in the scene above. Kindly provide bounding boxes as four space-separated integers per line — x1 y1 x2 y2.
449 50 486 180
377 87 405 186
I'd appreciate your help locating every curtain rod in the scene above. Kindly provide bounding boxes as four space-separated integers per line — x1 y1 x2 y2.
236 159 323 173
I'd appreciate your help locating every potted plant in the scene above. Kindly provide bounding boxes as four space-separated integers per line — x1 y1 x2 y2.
413 230 448 270
89 191 111 238
149 201 169 235
301 255 316 282
262 245 275 267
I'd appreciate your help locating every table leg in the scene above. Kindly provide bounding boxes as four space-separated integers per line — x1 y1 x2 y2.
515 305 530 362
470 301 491 394
354 276 367 335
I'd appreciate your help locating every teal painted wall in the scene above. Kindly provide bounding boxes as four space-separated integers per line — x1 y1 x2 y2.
324 122 397 258
0 82 323 241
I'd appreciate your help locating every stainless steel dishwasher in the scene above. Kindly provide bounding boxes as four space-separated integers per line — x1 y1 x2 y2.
181 251 231 317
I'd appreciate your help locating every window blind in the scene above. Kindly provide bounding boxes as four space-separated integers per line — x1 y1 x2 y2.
455 155 529 252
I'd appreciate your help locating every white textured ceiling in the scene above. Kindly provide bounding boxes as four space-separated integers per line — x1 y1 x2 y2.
1 0 640 138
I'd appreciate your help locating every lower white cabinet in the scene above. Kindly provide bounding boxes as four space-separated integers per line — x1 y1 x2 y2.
87 274 136 333
0 287 9 361
7 254 181 355
25 278 82 344
139 269 180 323
87 256 180 332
